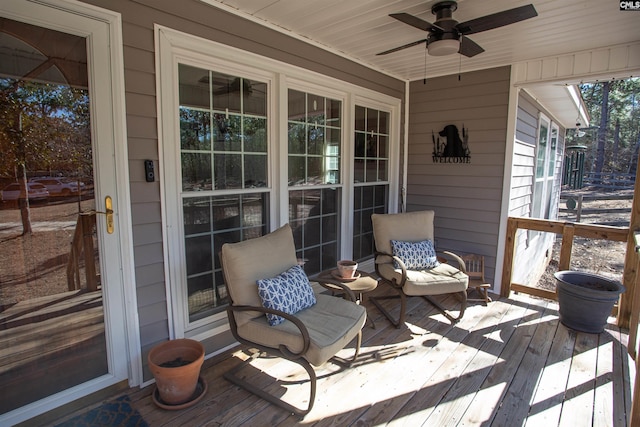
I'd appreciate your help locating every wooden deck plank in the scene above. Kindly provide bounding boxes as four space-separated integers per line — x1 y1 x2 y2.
491 303 558 427
608 324 632 427
454 296 543 426
558 330 600 427
594 327 615 427
41 294 634 427
448 298 532 426
280 292 448 426
524 320 576 427
398 298 514 426
383 299 507 426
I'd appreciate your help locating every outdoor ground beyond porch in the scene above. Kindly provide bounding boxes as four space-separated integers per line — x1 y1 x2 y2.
48 290 635 427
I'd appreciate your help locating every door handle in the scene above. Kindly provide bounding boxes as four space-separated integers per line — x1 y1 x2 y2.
95 196 114 234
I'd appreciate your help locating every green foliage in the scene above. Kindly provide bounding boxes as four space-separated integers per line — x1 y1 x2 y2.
569 78 640 174
0 78 91 179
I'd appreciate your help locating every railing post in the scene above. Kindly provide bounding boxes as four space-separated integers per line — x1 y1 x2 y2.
81 213 98 292
559 224 575 271
619 156 640 329
501 218 518 298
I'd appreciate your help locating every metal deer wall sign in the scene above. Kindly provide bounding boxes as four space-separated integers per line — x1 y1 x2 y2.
432 124 470 163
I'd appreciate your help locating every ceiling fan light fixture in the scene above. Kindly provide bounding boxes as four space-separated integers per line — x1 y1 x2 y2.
428 39 459 56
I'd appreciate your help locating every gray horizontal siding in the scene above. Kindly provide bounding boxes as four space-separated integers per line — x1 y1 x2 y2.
406 66 511 286
510 90 567 286
81 0 405 382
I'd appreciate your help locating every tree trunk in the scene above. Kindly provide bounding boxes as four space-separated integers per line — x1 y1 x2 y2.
613 118 620 168
594 81 610 176
18 163 32 235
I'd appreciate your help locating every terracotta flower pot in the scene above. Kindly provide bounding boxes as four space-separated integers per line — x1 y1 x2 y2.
337 260 358 278
148 338 205 405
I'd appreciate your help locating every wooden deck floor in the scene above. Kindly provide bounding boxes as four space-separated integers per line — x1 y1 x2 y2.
55 290 635 426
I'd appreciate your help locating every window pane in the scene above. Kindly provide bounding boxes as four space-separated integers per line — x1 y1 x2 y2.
244 80 267 116
184 193 268 321
307 94 324 124
365 160 377 182
184 197 211 235
288 156 305 185
213 114 242 151
244 117 267 152
178 64 210 109
308 126 324 155
353 106 389 261
244 154 267 188
289 188 339 275
214 153 242 189
327 99 341 128
180 108 211 150
355 105 366 131
288 122 306 154
211 72 241 114
307 157 323 183
379 111 389 134
379 135 388 157
378 160 388 181
182 152 212 191
185 235 213 275
288 90 305 120
367 134 378 157
288 89 342 187
367 109 378 132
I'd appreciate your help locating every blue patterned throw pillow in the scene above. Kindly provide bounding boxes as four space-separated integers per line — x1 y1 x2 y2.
391 239 440 270
257 265 317 326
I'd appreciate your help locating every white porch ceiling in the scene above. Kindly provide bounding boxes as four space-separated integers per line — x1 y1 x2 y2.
203 0 640 81
201 0 640 128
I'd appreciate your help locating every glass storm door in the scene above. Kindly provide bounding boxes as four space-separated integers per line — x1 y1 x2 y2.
0 7 127 419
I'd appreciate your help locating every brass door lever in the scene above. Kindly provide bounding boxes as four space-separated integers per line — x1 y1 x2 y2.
94 196 114 234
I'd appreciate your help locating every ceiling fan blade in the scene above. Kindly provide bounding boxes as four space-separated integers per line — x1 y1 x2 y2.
455 4 537 35
377 39 426 56
389 13 444 33
459 36 484 57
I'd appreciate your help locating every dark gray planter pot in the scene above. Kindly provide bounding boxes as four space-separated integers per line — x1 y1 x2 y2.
554 271 625 334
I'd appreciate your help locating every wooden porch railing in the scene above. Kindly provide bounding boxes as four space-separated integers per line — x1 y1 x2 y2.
66 212 98 292
501 214 640 426
500 217 629 303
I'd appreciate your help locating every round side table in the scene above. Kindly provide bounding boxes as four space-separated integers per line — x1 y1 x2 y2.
311 269 378 328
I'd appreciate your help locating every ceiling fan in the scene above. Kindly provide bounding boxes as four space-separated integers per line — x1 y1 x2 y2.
378 1 537 57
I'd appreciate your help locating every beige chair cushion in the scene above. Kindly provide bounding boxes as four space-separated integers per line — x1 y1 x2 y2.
220 224 298 326
372 211 435 264
236 293 366 366
377 262 468 296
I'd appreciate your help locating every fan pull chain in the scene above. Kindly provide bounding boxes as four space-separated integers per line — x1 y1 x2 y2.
423 44 428 84
458 38 462 81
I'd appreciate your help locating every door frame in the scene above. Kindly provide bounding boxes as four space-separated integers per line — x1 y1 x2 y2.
0 0 139 424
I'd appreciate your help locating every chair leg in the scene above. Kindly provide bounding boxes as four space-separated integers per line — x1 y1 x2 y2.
353 330 362 362
422 291 467 324
369 288 406 328
224 351 316 417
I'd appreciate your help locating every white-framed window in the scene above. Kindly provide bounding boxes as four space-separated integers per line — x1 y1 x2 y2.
532 114 556 221
287 88 343 272
352 104 391 261
179 64 271 323
156 26 400 341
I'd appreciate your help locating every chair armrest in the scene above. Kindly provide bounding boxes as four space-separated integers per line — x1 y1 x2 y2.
374 250 407 288
439 250 467 272
310 277 358 302
227 304 311 358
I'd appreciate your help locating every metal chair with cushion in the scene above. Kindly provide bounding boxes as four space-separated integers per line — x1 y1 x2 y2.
220 224 366 416
371 210 469 328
